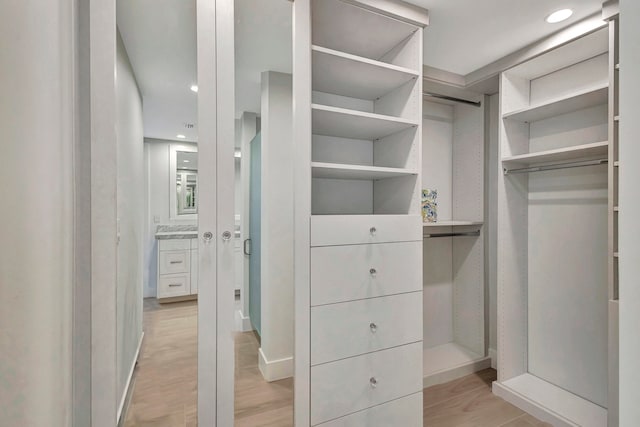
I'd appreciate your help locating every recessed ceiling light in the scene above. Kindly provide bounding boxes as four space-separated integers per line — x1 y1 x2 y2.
190 85 198 93
177 134 186 139
546 9 573 23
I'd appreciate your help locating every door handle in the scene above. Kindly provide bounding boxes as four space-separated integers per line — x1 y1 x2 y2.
244 238 251 256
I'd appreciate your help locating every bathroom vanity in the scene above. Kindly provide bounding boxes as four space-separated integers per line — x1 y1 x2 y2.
155 225 199 300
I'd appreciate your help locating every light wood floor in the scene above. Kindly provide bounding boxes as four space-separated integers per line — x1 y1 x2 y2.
123 299 549 426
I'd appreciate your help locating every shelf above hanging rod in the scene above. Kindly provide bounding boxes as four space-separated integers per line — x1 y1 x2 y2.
503 158 608 175
423 231 481 239
422 92 482 107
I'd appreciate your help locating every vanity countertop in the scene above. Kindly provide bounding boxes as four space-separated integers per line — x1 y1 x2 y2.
155 224 198 240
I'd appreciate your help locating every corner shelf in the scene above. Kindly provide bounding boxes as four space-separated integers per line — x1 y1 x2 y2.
423 220 483 227
502 85 608 123
312 104 418 140
502 141 608 171
311 162 418 180
312 45 418 100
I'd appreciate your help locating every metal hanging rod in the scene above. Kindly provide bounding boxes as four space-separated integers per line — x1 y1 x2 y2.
503 158 608 175
422 92 482 107
423 231 481 239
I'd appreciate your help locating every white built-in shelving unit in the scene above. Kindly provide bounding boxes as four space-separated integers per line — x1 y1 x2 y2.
294 0 429 425
494 27 613 427
421 88 488 387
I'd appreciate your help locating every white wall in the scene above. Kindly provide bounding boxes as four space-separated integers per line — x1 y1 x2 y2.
115 30 144 417
143 139 197 297
619 1 640 424
258 71 294 381
0 1 75 424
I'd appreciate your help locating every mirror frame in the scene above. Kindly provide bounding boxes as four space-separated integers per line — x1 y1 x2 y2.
169 143 198 220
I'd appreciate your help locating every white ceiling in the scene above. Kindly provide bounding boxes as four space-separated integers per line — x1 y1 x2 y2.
410 0 604 75
117 0 604 142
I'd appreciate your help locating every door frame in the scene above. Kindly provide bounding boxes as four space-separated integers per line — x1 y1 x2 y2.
83 0 236 424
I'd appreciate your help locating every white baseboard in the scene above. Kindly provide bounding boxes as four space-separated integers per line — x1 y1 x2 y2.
117 332 144 423
423 356 492 388
235 309 253 332
489 347 497 370
258 347 293 382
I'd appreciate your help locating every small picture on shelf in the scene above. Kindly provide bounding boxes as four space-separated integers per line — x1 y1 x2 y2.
422 189 437 223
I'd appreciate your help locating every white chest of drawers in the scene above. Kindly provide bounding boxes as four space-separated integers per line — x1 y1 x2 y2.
157 238 198 299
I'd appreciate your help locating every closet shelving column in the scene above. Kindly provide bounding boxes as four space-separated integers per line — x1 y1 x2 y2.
293 0 429 425
603 2 620 425
421 90 489 387
494 28 610 427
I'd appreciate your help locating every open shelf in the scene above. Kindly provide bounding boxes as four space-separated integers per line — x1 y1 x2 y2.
423 343 491 388
312 104 418 140
502 141 609 170
493 374 607 427
423 220 483 227
311 162 417 180
503 85 608 123
312 0 418 63
312 45 418 100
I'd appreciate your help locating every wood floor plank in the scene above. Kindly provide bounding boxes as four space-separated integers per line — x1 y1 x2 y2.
499 413 553 427
424 368 496 408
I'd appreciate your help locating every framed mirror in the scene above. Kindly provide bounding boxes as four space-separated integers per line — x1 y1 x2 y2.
170 144 198 219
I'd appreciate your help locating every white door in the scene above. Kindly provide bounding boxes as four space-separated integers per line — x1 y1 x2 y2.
196 0 235 425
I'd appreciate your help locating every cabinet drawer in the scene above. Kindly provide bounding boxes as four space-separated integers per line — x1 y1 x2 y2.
311 241 422 306
311 215 421 247
310 342 422 425
316 392 422 427
159 239 191 251
158 273 190 298
159 250 190 275
311 292 422 365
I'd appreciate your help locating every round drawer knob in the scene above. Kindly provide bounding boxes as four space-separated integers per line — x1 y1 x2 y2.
370 322 377 333
370 377 378 388
369 227 377 235
369 268 377 276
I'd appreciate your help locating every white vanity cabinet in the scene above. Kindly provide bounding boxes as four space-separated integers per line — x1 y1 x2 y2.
157 238 198 299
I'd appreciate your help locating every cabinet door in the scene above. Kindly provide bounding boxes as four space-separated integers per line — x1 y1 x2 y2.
190 249 198 295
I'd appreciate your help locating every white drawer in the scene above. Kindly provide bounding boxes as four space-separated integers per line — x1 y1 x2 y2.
316 392 422 427
311 215 421 247
310 342 423 425
190 249 198 295
158 273 190 298
159 239 191 251
159 250 190 275
311 292 422 365
311 241 422 306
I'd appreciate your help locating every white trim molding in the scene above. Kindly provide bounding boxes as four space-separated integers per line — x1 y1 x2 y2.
258 348 294 382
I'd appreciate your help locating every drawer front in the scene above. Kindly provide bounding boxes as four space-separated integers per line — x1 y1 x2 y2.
159 250 190 275
311 292 422 365
158 273 190 298
311 215 421 247
190 249 198 295
316 392 422 427
310 342 423 425
311 241 422 306
159 239 191 251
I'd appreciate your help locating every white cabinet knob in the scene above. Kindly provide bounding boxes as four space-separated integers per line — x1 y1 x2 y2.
370 377 378 388
369 226 377 235
370 322 377 333
369 268 377 276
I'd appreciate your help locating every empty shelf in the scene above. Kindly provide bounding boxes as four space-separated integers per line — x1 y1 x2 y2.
423 343 490 388
312 104 418 140
312 0 418 62
311 162 417 180
502 141 608 170
494 374 607 427
423 220 483 227
503 85 608 123
312 45 418 100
